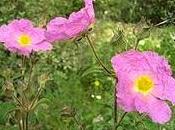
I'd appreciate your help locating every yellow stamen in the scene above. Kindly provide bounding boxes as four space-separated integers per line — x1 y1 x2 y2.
134 75 154 95
17 34 32 47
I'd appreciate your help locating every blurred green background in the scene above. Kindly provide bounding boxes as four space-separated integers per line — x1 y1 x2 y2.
0 0 175 130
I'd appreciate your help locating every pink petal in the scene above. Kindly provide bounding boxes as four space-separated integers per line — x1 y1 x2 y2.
164 76 175 104
143 51 172 76
135 95 171 124
32 41 52 52
111 50 151 74
0 19 52 55
8 19 33 32
117 72 136 112
134 95 150 113
0 25 8 43
45 0 95 42
45 17 69 42
111 50 172 76
84 0 93 6
150 73 175 104
148 98 171 124
85 0 95 23
29 28 46 44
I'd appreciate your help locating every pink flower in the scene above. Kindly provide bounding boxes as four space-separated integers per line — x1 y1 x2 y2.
45 0 95 42
0 19 52 56
111 50 175 124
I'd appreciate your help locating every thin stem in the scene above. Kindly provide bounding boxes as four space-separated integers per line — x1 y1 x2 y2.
73 116 84 130
86 35 115 77
154 20 169 27
113 82 117 130
13 96 24 108
19 119 23 130
134 39 140 50
22 112 29 130
134 19 171 51
29 86 43 110
23 58 33 130
158 124 161 130
116 112 127 129
27 58 34 88
22 114 25 130
20 56 28 103
25 112 29 130
21 56 27 79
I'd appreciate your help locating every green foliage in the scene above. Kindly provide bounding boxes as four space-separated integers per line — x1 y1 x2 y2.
1 0 175 24
0 0 175 130
0 0 83 24
96 0 175 23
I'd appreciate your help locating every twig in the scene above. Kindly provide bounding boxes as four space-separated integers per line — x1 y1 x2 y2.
13 95 24 108
73 116 85 130
113 82 117 130
86 35 115 77
134 39 140 50
29 86 43 110
27 58 34 88
116 112 127 129
25 112 29 130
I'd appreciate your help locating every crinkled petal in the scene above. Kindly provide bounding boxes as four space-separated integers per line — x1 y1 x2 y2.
85 0 95 23
32 41 52 52
148 98 171 124
111 50 172 76
143 51 172 76
164 76 175 104
6 45 33 56
135 95 150 113
0 19 52 56
135 95 171 124
29 28 45 44
45 17 69 42
117 72 136 111
8 19 33 32
111 50 151 74
150 73 175 104
0 25 8 43
46 0 95 42
85 0 93 6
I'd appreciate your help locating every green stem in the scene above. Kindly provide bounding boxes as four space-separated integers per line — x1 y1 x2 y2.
158 124 161 130
21 56 27 79
27 58 34 88
116 112 127 129
21 112 29 130
134 39 140 50
13 96 24 108
20 57 31 130
19 119 23 130
113 83 117 130
73 116 84 130
86 35 115 77
25 112 29 130
29 86 43 110
154 20 169 27
22 113 25 130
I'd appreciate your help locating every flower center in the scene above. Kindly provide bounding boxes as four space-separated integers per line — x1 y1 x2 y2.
134 75 154 95
18 34 32 47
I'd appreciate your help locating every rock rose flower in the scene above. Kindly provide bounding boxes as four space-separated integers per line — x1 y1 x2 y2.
0 19 52 56
45 0 95 42
111 50 175 124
